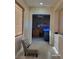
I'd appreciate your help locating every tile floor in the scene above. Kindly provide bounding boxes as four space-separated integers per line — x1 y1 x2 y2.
16 38 57 59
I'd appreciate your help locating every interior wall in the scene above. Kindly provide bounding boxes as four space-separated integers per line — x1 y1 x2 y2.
16 0 30 41
52 0 63 33
54 10 59 33
59 9 63 34
53 8 63 34
51 0 63 58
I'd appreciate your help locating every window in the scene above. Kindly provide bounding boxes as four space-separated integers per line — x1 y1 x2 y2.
15 1 24 37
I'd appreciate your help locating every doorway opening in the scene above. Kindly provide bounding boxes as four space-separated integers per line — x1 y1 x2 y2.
32 14 50 42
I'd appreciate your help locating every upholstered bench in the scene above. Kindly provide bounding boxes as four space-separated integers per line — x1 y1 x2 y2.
21 40 38 57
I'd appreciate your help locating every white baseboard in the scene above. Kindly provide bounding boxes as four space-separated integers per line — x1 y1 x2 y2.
52 47 59 55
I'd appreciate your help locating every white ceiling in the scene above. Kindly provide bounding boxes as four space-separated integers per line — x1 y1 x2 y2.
23 0 59 7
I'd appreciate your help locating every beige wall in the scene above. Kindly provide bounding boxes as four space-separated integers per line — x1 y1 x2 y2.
51 0 63 34
59 9 63 34
54 10 59 32
52 0 63 59
53 9 63 34
16 0 31 43
58 35 63 59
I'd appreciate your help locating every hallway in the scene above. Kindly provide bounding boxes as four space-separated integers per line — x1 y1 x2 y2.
15 0 63 59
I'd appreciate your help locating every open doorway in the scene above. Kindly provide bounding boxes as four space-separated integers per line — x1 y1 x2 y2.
32 14 50 42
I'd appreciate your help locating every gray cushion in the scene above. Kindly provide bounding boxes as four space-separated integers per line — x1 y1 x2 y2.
21 40 30 49
21 39 38 57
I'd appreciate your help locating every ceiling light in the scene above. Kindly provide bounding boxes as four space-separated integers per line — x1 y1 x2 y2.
40 2 43 5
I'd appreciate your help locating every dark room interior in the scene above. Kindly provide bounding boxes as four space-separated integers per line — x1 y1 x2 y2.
32 14 50 42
